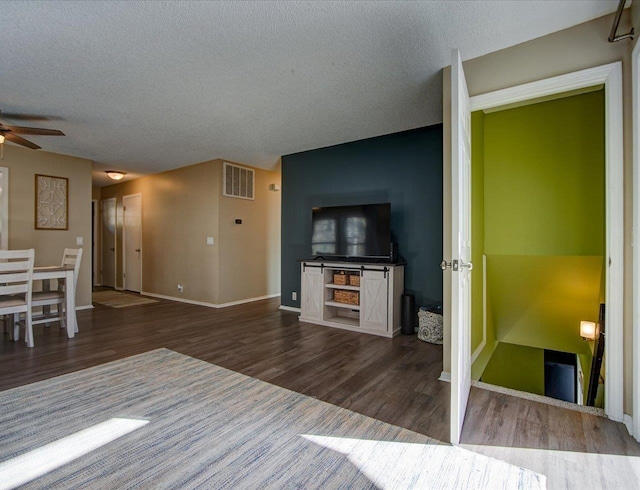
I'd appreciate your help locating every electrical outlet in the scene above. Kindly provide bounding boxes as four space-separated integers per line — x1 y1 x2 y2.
177 284 184 293
292 291 297 301
76 237 83 246
206 236 214 245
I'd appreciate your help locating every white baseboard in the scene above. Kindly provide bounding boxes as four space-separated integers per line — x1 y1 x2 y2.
439 371 451 383
140 291 280 309
216 294 281 308
115 286 124 291
279 305 301 313
76 305 94 311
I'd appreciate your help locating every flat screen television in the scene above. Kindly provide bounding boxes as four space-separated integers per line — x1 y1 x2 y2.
311 203 391 259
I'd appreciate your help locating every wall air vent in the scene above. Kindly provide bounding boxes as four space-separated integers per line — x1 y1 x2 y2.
223 162 255 200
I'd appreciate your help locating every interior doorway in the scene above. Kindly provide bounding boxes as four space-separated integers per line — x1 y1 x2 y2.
470 88 606 408
123 194 142 292
449 59 624 444
101 198 116 288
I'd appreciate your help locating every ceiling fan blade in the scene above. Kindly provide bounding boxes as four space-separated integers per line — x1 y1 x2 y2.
5 125 64 136
4 132 41 150
0 112 54 121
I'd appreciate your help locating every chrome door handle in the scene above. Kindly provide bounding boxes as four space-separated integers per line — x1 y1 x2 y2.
441 260 472 271
440 260 459 271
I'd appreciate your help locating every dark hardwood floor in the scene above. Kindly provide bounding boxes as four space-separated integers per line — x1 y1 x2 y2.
2 292 639 488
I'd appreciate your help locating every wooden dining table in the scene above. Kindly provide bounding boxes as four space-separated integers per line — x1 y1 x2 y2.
33 265 77 338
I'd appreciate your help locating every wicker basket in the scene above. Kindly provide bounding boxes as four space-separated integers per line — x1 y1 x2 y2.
333 290 359 305
418 310 443 344
333 272 347 285
349 274 360 287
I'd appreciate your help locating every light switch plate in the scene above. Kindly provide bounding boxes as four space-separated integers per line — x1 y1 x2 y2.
76 237 83 246
207 237 214 245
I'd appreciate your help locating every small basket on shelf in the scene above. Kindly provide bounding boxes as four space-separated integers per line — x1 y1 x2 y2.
333 290 359 305
349 274 360 287
333 271 347 285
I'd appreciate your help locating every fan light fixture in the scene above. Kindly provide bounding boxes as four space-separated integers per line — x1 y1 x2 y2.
106 170 126 181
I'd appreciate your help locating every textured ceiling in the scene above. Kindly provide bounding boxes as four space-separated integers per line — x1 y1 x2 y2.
0 1 621 186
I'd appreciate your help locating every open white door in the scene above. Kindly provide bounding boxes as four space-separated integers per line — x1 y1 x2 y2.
123 194 142 292
450 48 473 444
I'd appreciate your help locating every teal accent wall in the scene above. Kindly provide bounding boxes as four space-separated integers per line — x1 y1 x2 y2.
281 126 443 309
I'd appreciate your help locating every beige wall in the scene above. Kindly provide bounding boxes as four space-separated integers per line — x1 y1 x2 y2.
218 161 281 304
443 11 635 412
2 144 93 307
100 159 281 305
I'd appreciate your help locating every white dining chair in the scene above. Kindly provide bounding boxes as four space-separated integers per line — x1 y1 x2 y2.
32 248 82 333
0 249 35 347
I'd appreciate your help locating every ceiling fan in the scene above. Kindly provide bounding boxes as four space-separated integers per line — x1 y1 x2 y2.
0 110 64 150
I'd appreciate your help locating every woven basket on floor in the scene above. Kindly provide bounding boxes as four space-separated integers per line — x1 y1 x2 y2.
417 310 443 345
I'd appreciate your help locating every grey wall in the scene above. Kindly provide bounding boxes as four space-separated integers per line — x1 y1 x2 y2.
281 125 443 308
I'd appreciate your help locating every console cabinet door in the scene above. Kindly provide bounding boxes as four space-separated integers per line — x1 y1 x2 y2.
301 265 324 321
360 270 389 332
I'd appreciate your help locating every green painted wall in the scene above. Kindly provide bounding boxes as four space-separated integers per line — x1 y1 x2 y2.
471 111 486 354
484 90 605 256
486 255 602 355
480 342 545 395
471 90 605 385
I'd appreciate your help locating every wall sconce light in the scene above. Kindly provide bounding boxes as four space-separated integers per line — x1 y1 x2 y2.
105 170 126 181
580 320 597 341
269 184 281 192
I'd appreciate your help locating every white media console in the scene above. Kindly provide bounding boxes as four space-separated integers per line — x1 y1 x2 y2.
299 260 404 338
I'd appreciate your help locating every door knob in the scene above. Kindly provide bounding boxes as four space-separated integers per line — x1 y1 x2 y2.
441 260 472 271
109 247 115 252
440 260 459 271
135 248 141 252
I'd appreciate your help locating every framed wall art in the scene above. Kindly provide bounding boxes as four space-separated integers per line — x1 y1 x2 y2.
35 174 68 230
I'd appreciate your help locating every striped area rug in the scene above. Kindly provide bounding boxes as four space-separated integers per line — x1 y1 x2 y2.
92 290 158 308
0 349 545 489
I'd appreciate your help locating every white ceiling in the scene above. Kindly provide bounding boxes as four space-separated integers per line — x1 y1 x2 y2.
0 1 621 186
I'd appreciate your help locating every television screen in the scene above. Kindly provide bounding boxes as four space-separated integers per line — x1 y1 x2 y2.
311 203 391 259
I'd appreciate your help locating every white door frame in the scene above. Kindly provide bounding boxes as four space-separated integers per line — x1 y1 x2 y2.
464 62 624 423
632 40 640 441
122 193 142 292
